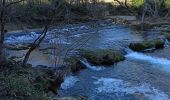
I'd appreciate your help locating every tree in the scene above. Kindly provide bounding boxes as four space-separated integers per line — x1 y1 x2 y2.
114 0 134 15
22 0 66 67
0 0 25 64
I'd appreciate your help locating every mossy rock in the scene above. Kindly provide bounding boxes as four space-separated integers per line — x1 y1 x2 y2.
67 58 86 73
129 41 154 51
129 39 165 52
154 39 165 49
78 49 125 66
161 32 170 41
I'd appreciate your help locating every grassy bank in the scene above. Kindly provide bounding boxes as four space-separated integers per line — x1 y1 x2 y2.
0 62 64 100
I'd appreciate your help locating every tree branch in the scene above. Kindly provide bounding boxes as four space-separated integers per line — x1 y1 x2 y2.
5 0 26 8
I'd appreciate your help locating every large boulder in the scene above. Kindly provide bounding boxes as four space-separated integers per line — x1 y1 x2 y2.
129 39 165 52
78 49 125 66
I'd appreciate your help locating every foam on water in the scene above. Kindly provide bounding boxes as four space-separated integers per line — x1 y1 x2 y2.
61 76 79 90
80 59 104 71
72 33 86 37
49 38 71 44
5 31 71 44
126 52 170 72
5 32 39 43
94 77 170 100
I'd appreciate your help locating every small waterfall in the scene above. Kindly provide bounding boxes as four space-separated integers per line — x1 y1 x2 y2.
5 32 39 43
165 39 170 47
80 59 104 71
126 52 170 72
61 76 79 90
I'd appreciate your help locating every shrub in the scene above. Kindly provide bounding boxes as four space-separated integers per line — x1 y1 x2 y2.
0 74 49 100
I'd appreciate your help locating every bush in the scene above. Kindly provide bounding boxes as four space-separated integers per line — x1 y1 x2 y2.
132 0 144 8
0 74 49 100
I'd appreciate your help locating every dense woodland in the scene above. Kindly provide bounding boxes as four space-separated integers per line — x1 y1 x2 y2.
0 0 170 100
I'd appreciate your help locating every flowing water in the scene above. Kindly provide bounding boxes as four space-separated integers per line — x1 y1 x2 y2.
5 21 170 100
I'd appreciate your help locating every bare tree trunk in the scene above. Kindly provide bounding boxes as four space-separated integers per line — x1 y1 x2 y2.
22 26 48 67
0 0 5 45
0 0 6 64
22 0 66 67
141 9 146 31
165 9 170 18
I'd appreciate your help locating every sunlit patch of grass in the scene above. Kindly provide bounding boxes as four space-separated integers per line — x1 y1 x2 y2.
165 0 170 8
132 0 144 7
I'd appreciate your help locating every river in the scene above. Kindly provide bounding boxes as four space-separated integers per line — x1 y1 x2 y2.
5 21 170 100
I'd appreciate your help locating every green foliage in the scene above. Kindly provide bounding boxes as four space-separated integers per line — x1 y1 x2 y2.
165 0 170 8
0 74 49 100
132 0 144 7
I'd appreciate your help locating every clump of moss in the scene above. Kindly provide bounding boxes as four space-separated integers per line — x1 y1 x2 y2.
154 39 165 49
129 39 165 52
129 41 154 51
161 32 170 41
66 57 86 73
78 49 125 66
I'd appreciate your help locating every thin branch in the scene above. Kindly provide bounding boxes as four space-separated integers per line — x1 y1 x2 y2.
5 0 26 8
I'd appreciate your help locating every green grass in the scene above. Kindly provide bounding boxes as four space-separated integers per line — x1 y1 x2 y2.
165 0 170 8
0 74 49 100
132 0 144 7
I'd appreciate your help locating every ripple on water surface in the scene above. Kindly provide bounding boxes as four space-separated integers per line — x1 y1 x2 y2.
92 77 170 100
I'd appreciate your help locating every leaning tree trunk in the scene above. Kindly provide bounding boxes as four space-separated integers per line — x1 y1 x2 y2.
22 0 65 67
22 26 48 67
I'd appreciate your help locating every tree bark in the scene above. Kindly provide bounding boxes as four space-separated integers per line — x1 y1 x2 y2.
22 26 48 67
0 0 5 45
0 0 6 64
